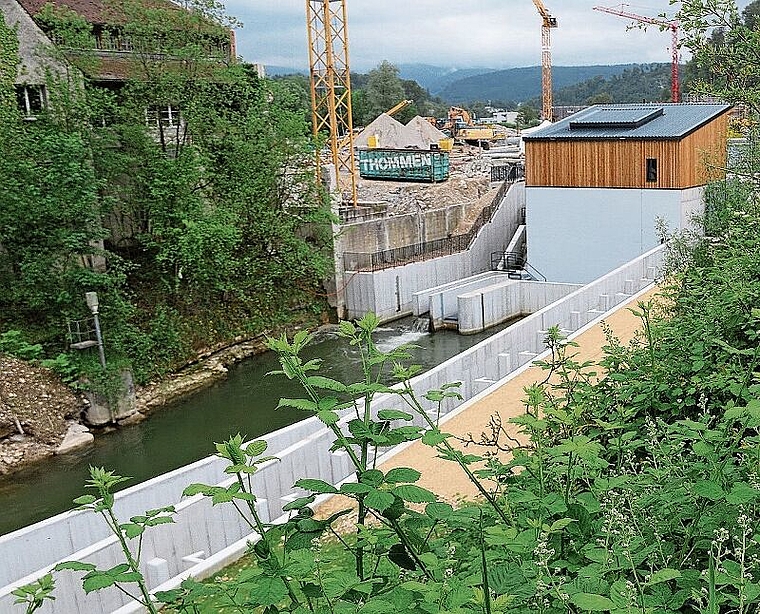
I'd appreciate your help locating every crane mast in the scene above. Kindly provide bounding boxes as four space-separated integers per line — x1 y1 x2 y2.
593 4 680 103
306 0 357 206
532 0 558 122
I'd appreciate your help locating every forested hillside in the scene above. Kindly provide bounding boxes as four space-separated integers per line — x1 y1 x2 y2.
437 64 636 105
0 1 333 386
551 63 675 105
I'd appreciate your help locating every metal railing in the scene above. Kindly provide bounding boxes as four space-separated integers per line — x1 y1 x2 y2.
343 179 515 272
491 250 546 281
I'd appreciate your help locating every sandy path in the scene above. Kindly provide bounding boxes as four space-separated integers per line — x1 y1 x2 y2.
316 286 660 516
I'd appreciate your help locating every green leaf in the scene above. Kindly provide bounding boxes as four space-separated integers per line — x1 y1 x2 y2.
72 495 97 506
377 409 414 421
726 482 759 505
549 518 577 532
359 469 384 487
82 573 116 593
384 467 422 483
340 482 372 495
692 441 714 457
283 495 316 511
54 561 96 572
183 483 215 497
647 569 681 586
120 523 144 539
364 489 395 511
276 398 317 412
295 479 338 494
246 440 268 456
425 502 453 520
306 376 347 392
694 480 725 501
570 593 616 611
317 410 340 425
393 484 436 503
248 576 289 606
113 571 143 584
388 544 417 571
421 430 448 446
144 516 174 527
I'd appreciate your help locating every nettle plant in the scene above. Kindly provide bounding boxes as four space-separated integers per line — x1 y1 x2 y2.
17 209 760 613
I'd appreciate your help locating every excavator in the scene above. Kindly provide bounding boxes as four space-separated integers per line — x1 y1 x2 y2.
442 106 504 149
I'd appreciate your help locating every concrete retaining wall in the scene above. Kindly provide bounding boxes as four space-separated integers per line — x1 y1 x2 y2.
457 281 582 334
340 203 466 253
0 242 665 614
345 182 526 322
413 273 510 323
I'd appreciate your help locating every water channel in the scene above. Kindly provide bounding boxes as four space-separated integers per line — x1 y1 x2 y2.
0 317 512 537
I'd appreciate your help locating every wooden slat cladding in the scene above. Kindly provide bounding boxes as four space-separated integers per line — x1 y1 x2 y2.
525 113 729 189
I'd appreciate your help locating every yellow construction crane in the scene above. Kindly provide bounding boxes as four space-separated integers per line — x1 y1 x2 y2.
306 0 357 206
531 0 558 122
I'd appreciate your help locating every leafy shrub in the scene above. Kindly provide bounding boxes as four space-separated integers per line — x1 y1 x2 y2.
0 330 43 360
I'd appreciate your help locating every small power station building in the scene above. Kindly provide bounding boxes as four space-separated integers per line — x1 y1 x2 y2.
523 103 732 283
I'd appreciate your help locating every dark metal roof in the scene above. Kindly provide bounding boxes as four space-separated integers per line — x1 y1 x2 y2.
523 103 732 141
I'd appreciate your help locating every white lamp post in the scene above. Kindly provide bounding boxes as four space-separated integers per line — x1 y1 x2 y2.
85 292 107 370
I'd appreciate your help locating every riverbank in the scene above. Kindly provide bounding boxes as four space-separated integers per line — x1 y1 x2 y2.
0 311 330 476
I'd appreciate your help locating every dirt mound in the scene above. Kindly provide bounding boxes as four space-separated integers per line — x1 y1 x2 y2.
404 116 448 148
354 113 408 149
0 355 82 473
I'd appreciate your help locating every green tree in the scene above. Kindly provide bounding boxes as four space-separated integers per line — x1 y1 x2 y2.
363 60 406 123
678 0 760 111
516 103 539 128
2 1 333 379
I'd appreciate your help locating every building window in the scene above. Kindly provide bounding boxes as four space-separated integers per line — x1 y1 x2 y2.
146 104 182 128
15 85 46 118
646 158 658 182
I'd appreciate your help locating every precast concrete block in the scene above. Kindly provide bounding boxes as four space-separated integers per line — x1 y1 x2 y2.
497 352 512 379
517 351 538 367
146 558 170 588
473 378 497 395
570 311 581 331
330 450 354 485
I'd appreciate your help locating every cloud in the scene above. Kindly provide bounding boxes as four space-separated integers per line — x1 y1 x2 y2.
225 0 734 71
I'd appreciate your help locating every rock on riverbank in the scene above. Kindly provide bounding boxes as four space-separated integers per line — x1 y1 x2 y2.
0 355 84 474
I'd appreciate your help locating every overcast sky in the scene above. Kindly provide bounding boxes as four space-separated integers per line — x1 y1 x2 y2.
223 1 737 72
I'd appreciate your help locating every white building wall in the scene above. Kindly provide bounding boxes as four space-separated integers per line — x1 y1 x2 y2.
526 186 704 284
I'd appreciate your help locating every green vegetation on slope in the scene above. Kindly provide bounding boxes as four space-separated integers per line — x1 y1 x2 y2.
0 2 333 385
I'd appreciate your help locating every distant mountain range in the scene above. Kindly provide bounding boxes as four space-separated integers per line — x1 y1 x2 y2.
436 65 640 104
264 62 672 106
395 64 495 95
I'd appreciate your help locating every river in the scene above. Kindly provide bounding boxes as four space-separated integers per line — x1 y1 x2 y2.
0 317 513 536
